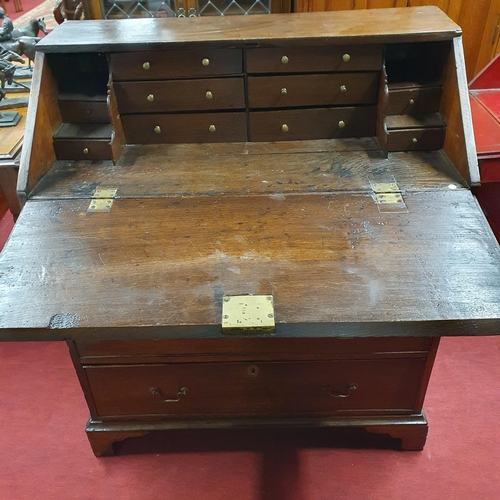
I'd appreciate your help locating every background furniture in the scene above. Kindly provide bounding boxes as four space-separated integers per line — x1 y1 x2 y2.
469 52 500 241
1 7 499 457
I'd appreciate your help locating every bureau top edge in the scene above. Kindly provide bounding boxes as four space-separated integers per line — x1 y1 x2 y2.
36 7 461 53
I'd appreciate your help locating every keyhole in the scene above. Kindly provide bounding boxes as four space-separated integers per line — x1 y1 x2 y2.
247 365 259 377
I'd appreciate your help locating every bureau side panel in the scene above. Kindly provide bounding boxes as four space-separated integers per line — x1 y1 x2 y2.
440 36 479 186
17 52 61 205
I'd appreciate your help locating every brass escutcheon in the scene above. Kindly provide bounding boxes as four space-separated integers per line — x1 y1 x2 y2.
281 87 287 95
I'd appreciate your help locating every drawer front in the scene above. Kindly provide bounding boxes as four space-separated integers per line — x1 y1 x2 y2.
248 73 379 109
53 139 113 160
111 49 243 80
58 100 109 123
249 106 377 142
115 77 245 113
246 45 383 73
77 337 433 361
387 127 445 152
86 358 425 418
121 112 248 144
387 86 442 115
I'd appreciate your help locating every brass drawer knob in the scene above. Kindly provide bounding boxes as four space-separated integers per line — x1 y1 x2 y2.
209 124 216 132
202 58 210 66
340 85 347 93
409 98 415 105
342 53 351 62
206 91 213 99
412 137 418 143
82 147 89 154
281 55 289 64
282 124 289 132
281 87 287 95
142 61 150 70
147 94 154 102
154 125 161 134
338 120 346 129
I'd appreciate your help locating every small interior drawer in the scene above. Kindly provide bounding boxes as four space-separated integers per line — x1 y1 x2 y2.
110 49 243 80
53 139 113 160
249 106 377 142
58 96 109 123
53 123 113 160
246 45 383 73
121 112 248 144
85 358 425 418
114 77 245 113
247 72 379 109
387 127 445 152
387 85 442 115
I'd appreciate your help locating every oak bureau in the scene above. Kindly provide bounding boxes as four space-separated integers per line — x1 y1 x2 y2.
1 7 500 456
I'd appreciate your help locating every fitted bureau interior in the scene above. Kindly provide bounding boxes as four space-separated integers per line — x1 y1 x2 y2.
44 41 448 153
25 37 472 203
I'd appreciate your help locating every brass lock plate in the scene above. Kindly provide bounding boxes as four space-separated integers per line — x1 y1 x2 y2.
222 295 275 333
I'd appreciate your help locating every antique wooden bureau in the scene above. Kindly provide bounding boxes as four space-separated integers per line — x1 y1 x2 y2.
1 7 500 456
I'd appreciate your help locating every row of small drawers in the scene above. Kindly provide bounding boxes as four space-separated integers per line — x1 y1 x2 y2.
114 73 379 113
84 358 425 419
122 107 377 145
110 45 384 80
52 106 377 159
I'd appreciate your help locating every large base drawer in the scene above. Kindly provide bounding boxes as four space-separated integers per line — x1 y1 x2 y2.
85 358 426 419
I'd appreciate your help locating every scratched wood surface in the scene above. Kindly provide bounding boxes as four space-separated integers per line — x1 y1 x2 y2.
1 189 500 340
30 143 465 200
36 7 461 53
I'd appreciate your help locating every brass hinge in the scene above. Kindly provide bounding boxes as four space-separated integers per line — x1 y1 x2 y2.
222 295 275 334
369 179 407 213
87 188 117 213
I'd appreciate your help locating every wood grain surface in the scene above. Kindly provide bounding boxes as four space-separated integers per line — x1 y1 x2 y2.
36 7 461 53
29 143 465 199
17 53 60 205
1 188 500 339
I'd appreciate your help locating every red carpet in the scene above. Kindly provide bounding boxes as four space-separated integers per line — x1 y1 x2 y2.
0 210 14 251
3 0 46 21
0 336 499 499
